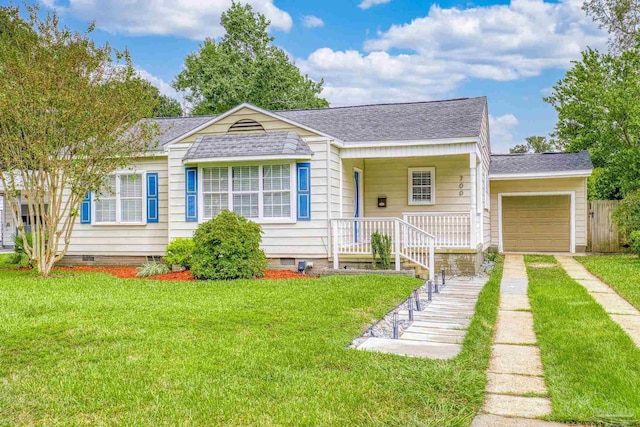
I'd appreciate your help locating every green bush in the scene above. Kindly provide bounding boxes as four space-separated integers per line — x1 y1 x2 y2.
613 190 640 240
137 261 170 277
630 231 640 258
164 238 195 269
371 232 392 270
191 211 267 280
12 232 32 267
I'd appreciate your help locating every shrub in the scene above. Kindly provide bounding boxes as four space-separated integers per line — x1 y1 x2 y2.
12 232 32 267
613 190 640 241
164 238 195 269
371 232 392 270
484 249 498 262
191 211 266 280
630 231 640 258
137 261 170 277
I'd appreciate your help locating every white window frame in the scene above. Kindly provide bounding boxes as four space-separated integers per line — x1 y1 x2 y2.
198 161 297 224
408 167 436 205
92 170 147 225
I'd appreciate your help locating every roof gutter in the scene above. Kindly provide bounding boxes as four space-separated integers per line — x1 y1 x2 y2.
182 154 313 164
489 169 593 180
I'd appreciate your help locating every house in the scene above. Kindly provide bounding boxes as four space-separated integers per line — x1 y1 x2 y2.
0 97 593 276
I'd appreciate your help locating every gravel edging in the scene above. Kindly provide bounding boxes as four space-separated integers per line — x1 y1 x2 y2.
350 272 492 347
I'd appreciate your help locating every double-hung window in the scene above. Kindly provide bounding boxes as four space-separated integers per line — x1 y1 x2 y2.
94 172 145 224
408 167 435 205
200 163 293 221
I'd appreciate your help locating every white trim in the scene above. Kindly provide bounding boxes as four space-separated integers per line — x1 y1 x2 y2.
490 170 592 180
197 162 296 225
407 167 436 206
342 137 478 149
165 103 340 147
183 154 312 164
92 170 147 226
497 191 576 254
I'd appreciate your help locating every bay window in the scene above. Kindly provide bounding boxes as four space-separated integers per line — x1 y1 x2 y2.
94 172 145 224
200 163 294 221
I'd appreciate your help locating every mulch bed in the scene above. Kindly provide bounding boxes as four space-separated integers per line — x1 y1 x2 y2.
54 266 312 281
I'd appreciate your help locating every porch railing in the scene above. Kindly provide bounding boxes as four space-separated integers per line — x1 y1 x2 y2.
331 217 435 280
403 212 472 248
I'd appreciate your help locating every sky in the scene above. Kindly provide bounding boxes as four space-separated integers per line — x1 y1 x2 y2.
6 0 607 152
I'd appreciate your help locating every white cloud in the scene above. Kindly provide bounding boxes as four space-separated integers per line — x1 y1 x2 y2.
358 0 392 10
302 15 324 29
135 68 177 99
46 0 293 40
489 114 519 153
298 0 606 106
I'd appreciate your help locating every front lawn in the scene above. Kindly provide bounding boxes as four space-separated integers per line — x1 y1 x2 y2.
0 262 502 426
526 255 640 425
577 254 640 310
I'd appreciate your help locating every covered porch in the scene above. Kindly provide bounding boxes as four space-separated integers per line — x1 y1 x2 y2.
330 151 488 275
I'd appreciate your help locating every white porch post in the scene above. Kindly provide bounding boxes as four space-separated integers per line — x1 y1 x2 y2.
469 153 477 249
394 220 401 271
332 220 339 269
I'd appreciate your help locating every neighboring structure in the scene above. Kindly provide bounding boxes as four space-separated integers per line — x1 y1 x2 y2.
0 97 593 275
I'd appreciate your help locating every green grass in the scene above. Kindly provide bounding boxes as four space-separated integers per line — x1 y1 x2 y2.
0 261 502 426
577 254 640 310
525 255 640 425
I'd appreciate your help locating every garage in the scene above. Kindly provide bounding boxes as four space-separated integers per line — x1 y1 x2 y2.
501 195 571 252
490 151 593 254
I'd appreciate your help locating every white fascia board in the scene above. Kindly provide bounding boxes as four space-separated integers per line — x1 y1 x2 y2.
183 154 313 164
341 137 478 149
489 170 593 180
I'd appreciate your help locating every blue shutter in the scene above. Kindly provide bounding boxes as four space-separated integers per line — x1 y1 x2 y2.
80 192 91 224
185 167 198 222
297 163 311 221
146 172 159 223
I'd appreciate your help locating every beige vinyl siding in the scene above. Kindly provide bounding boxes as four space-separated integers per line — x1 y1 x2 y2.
489 177 588 248
179 108 321 143
341 158 364 218
168 140 332 258
1 195 14 247
329 144 341 219
363 155 471 218
483 209 491 249
64 156 169 256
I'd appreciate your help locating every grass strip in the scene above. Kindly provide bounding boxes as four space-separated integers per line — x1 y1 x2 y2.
577 254 640 310
0 261 502 426
525 255 640 425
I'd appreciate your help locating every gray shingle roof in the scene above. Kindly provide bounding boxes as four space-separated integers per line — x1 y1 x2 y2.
278 97 487 142
149 116 216 148
183 131 313 161
490 152 593 175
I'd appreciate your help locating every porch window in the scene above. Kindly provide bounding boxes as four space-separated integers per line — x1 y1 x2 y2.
408 167 435 205
200 163 294 222
94 173 145 224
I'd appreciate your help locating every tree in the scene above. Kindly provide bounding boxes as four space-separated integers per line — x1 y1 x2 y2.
509 136 556 154
173 2 328 114
140 80 183 117
583 0 640 52
545 46 640 199
0 6 158 276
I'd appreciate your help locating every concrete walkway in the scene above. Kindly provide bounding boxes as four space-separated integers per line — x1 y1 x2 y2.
556 256 640 347
358 277 488 359
472 255 556 426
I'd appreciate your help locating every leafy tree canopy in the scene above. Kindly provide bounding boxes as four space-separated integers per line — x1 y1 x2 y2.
172 2 328 115
140 80 183 117
0 5 158 276
545 47 640 199
509 136 556 153
583 0 640 52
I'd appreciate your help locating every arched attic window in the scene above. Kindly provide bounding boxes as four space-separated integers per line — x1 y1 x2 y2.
227 119 266 134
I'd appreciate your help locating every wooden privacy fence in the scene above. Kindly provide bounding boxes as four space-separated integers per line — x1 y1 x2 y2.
588 200 629 253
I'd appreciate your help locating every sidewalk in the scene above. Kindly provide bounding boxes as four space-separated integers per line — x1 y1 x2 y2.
556 256 640 348
472 255 558 426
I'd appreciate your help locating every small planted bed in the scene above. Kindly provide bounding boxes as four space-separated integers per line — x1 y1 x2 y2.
54 266 310 281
